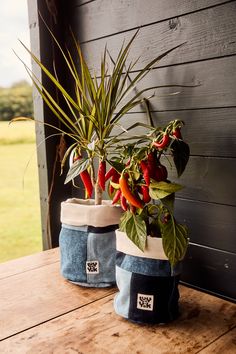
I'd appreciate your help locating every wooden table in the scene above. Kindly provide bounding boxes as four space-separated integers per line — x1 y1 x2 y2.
0 248 236 353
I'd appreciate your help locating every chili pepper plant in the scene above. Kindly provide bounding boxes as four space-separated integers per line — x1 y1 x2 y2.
13 26 187 207
108 118 190 266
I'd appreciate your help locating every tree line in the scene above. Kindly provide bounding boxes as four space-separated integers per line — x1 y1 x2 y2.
0 80 33 121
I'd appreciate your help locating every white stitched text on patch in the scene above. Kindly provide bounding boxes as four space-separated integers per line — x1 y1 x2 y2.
86 260 99 274
137 293 154 311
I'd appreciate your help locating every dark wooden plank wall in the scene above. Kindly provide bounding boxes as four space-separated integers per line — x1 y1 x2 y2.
66 0 236 301
28 0 236 300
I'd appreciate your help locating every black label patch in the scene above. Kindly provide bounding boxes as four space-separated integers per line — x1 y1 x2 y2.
86 261 99 274
137 293 154 311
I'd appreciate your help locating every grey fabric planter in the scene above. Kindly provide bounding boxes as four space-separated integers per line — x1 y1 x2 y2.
114 230 182 324
59 198 122 287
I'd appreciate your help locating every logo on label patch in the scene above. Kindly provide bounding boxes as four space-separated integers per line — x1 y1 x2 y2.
86 261 99 274
137 293 154 311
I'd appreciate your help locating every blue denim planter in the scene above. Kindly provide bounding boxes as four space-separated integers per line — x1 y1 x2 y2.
59 199 122 287
114 231 182 324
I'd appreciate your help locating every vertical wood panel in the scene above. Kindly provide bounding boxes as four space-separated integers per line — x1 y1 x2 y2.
28 0 72 248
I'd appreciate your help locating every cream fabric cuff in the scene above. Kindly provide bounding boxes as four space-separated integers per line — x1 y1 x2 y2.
116 230 168 260
61 198 122 228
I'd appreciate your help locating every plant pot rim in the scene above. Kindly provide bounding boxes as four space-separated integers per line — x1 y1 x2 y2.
65 198 119 206
116 230 168 260
61 198 122 228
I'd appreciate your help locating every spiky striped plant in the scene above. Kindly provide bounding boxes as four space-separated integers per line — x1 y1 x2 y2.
14 28 184 205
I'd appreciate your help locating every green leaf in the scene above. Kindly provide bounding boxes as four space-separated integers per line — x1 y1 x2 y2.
65 158 90 184
133 171 141 181
149 188 172 199
161 194 175 214
125 213 147 251
160 218 189 266
171 140 190 177
149 181 183 200
146 204 160 216
134 147 148 161
110 180 120 189
119 211 133 232
60 143 78 175
108 160 125 174
149 182 181 200
149 219 162 237
150 181 183 193
19 40 85 116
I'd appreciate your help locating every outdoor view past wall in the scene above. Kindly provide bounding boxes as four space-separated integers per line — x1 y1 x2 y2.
0 1 42 262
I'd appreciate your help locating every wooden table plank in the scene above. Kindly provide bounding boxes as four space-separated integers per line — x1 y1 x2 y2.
199 326 236 353
0 248 60 280
0 261 116 340
1 286 236 354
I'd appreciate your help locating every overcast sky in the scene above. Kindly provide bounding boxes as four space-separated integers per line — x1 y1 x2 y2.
0 1 31 87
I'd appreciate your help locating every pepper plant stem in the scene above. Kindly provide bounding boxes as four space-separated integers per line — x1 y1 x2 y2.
95 182 103 205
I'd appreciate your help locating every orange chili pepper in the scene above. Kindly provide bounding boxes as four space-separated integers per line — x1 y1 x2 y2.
119 175 144 209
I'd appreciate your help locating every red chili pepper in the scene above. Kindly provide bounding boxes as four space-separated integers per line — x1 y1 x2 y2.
109 183 114 196
130 205 136 214
109 171 120 195
120 194 128 211
80 170 93 198
147 151 158 179
153 133 170 150
173 127 182 139
73 154 93 198
153 164 168 182
98 160 106 191
154 166 163 182
105 167 116 181
140 185 151 203
119 175 144 209
140 160 150 186
112 189 121 204
112 171 120 182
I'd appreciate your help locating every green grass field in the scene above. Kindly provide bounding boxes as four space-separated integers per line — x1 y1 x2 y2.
0 121 42 263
